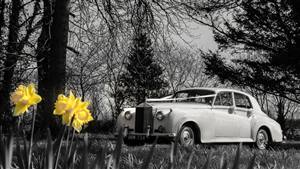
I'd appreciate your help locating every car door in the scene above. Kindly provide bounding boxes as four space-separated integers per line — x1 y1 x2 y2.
213 91 239 138
233 92 252 139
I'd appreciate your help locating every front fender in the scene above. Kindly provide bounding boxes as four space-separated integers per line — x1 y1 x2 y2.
171 112 214 142
115 108 136 132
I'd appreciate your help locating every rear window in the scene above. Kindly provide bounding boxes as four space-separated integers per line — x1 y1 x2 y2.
234 92 252 109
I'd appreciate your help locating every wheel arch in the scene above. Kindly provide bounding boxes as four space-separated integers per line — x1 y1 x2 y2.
257 126 272 142
181 121 201 143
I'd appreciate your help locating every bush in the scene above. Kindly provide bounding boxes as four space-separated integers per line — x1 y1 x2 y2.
83 120 115 134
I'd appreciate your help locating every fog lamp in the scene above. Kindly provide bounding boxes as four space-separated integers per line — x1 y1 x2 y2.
124 111 132 120
156 111 165 121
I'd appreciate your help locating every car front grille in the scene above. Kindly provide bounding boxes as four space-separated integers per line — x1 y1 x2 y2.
135 103 153 133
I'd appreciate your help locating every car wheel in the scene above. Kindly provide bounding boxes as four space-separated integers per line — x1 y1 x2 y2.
179 126 195 146
256 129 269 150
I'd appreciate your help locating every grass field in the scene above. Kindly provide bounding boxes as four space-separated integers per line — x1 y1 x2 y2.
3 132 300 169
84 139 300 169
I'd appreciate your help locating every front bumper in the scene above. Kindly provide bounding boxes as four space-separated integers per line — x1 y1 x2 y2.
115 127 176 139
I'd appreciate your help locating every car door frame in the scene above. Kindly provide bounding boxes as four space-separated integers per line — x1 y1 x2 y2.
233 92 253 140
212 91 240 139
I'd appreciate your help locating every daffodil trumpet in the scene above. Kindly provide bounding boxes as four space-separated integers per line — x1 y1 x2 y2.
53 91 93 132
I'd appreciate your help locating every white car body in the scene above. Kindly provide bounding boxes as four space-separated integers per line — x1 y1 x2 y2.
116 88 283 144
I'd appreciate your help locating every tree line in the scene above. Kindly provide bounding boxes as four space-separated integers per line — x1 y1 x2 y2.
0 0 299 136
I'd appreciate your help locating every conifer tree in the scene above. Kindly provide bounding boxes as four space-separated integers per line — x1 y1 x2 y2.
120 31 167 105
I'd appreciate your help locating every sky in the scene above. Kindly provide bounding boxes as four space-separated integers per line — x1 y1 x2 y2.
172 22 218 52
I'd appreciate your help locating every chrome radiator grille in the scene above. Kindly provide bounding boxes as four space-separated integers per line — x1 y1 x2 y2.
135 103 153 133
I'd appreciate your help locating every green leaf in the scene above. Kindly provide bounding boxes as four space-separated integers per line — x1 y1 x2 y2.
21 130 29 169
167 143 174 169
0 130 14 169
44 129 53 169
141 137 158 169
54 126 67 169
232 143 242 169
220 152 228 169
91 147 106 169
110 128 124 169
186 150 195 169
80 133 89 169
201 151 211 169
65 142 77 169
16 138 26 169
0 127 4 169
247 154 256 169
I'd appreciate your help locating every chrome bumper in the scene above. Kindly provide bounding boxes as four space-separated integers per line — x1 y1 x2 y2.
115 127 176 138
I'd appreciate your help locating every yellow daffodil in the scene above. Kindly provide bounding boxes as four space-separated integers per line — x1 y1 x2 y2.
10 84 42 116
53 91 94 132
72 109 93 132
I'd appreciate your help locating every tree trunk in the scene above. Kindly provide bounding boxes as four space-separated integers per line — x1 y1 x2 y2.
36 0 54 136
0 0 21 132
0 0 5 43
276 100 286 135
37 0 70 136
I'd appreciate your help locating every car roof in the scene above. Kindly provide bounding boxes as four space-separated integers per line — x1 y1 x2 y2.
180 87 256 99
180 87 246 94
179 87 263 112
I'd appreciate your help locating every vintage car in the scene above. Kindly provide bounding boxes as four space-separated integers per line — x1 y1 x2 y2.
115 88 283 149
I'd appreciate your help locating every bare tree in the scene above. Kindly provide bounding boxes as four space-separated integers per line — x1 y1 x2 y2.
0 0 41 131
158 41 216 94
272 96 299 135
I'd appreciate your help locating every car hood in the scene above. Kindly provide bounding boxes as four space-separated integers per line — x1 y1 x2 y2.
146 102 212 109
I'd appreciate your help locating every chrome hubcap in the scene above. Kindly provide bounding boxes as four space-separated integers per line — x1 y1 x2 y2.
181 127 194 146
257 130 268 149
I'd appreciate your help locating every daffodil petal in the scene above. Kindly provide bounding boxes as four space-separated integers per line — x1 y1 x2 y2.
10 91 23 104
29 94 42 105
54 101 67 115
13 104 29 116
28 83 36 95
72 119 83 132
69 91 75 100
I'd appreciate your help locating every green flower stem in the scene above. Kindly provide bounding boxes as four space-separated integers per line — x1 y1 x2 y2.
17 117 21 131
54 125 67 169
66 126 71 150
27 106 36 169
67 128 75 159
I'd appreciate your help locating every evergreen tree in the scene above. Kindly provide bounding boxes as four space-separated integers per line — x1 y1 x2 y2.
120 31 167 105
201 0 300 103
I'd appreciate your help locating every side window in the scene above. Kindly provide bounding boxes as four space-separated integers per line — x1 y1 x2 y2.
175 92 188 99
234 93 252 109
214 92 233 106
174 92 188 102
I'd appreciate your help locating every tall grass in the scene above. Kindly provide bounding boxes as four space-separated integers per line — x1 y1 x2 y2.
4 127 300 169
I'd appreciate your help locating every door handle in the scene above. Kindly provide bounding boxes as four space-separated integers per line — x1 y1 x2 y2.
247 110 253 117
228 107 235 114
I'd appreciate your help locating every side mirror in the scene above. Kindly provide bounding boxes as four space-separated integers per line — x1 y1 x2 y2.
228 106 235 114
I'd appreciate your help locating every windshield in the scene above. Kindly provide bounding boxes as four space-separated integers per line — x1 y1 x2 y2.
173 89 215 105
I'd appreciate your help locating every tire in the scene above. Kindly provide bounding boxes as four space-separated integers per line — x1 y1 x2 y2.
256 128 269 150
179 125 195 147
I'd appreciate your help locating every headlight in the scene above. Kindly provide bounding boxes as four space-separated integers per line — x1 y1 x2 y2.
124 111 132 120
156 111 165 121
